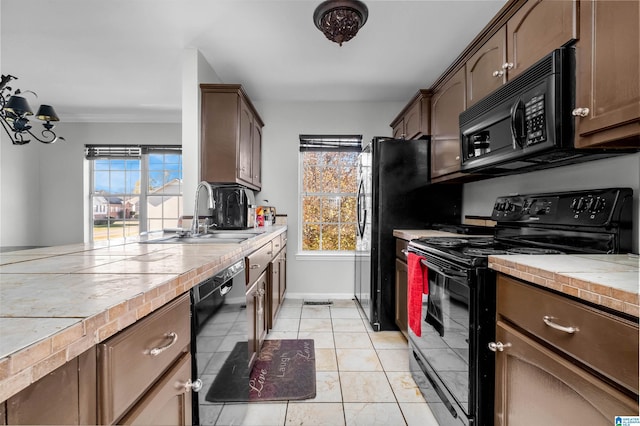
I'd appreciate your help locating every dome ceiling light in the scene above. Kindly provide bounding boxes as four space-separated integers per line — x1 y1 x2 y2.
313 0 369 46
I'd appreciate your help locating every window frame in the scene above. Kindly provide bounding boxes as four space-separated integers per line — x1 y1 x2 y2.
297 135 361 257
86 145 182 243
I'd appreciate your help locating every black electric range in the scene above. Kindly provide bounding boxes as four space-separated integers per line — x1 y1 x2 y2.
407 188 634 426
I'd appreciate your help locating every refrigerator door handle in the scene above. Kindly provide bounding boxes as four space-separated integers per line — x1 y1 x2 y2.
356 179 365 237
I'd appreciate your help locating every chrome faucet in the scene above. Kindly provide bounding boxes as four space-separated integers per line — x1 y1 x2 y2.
191 181 215 236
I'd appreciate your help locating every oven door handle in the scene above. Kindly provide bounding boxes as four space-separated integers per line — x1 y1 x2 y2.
419 258 467 280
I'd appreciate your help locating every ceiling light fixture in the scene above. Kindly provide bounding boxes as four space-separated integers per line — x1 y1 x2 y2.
1 74 64 145
313 0 368 46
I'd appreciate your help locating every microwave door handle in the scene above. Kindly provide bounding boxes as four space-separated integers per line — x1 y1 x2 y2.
510 98 526 149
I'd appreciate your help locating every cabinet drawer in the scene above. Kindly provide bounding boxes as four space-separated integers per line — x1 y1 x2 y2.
272 234 284 253
395 238 408 260
118 353 192 425
247 241 273 284
98 294 190 425
497 275 639 394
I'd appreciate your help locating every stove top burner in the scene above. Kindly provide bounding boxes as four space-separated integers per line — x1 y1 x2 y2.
421 237 469 247
467 238 496 247
463 247 510 257
506 247 565 255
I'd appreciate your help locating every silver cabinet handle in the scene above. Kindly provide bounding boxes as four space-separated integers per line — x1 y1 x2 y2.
250 264 261 269
572 107 590 117
401 249 408 257
488 341 512 352
543 316 578 334
492 70 504 77
502 62 514 70
149 332 178 356
184 379 203 392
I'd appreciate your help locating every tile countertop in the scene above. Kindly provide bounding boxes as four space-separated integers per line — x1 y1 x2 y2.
489 254 640 318
0 226 287 403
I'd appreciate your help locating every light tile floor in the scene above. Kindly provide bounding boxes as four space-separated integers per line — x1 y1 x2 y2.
202 298 440 426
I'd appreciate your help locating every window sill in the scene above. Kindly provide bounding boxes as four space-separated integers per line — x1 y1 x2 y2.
295 252 355 262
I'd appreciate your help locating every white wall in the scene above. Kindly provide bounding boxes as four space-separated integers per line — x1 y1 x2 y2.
462 153 640 252
254 100 404 299
181 49 222 213
0 123 180 246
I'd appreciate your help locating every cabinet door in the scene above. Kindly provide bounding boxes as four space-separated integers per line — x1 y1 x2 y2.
247 281 257 368
239 98 254 184
494 321 638 426
252 120 262 187
119 353 192 426
256 271 268 350
431 67 466 178
506 0 577 79
574 0 640 148
6 348 97 425
392 119 404 139
279 246 287 302
7 358 79 425
200 90 239 183
403 100 422 140
394 258 408 338
269 258 280 330
466 27 507 107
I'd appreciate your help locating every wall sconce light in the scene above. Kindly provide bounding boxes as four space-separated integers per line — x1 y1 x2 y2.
1 74 65 145
313 0 368 46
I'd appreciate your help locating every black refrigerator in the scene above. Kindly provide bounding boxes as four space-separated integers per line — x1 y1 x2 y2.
354 137 461 331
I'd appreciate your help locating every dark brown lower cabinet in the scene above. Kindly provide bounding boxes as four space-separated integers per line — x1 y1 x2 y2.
6 347 96 425
247 271 267 369
494 274 639 425
394 258 408 338
118 353 192 425
495 321 638 425
394 238 409 338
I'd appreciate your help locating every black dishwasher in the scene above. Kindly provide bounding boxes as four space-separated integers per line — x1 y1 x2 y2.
190 259 247 425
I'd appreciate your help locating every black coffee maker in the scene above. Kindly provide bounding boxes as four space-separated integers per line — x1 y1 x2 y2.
212 184 256 229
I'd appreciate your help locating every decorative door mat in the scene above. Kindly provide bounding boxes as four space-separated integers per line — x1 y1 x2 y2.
205 339 316 402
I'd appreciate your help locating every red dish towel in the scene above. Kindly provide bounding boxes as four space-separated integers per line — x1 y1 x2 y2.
407 252 429 337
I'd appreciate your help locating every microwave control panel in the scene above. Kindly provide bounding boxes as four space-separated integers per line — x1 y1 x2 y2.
524 94 547 146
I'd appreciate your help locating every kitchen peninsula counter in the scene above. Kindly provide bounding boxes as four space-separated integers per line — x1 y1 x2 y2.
0 226 287 402
489 254 640 318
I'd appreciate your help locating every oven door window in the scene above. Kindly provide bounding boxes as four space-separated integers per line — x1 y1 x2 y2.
420 267 471 414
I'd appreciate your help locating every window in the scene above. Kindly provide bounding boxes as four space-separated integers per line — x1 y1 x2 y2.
299 135 360 252
86 145 182 242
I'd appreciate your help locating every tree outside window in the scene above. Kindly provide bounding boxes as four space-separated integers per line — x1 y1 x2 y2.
300 135 361 252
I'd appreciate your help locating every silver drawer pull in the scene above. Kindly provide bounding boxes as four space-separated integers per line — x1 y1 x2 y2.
488 341 511 352
250 264 261 269
401 249 408 257
543 316 578 334
149 332 178 356
184 379 203 393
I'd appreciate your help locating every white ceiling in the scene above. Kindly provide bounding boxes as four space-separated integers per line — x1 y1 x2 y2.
1 0 506 123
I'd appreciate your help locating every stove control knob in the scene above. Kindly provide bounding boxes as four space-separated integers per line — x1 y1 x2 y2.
571 197 586 213
588 197 605 214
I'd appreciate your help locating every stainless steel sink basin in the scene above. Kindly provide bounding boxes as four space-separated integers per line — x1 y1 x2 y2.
142 229 264 244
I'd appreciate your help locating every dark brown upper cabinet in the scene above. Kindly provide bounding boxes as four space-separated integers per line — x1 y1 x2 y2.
200 84 264 191
390 90 431 140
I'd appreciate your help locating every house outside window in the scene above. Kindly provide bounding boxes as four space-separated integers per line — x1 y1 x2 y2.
86 145 182 242
299 135 361 253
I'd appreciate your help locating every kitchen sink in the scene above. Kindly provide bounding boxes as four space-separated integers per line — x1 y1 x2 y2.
141 229 264 245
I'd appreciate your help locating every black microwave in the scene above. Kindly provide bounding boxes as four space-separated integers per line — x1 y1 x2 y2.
459 48 622 175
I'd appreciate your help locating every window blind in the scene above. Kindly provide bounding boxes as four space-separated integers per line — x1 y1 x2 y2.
85 145 181 159
299 135 362 152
